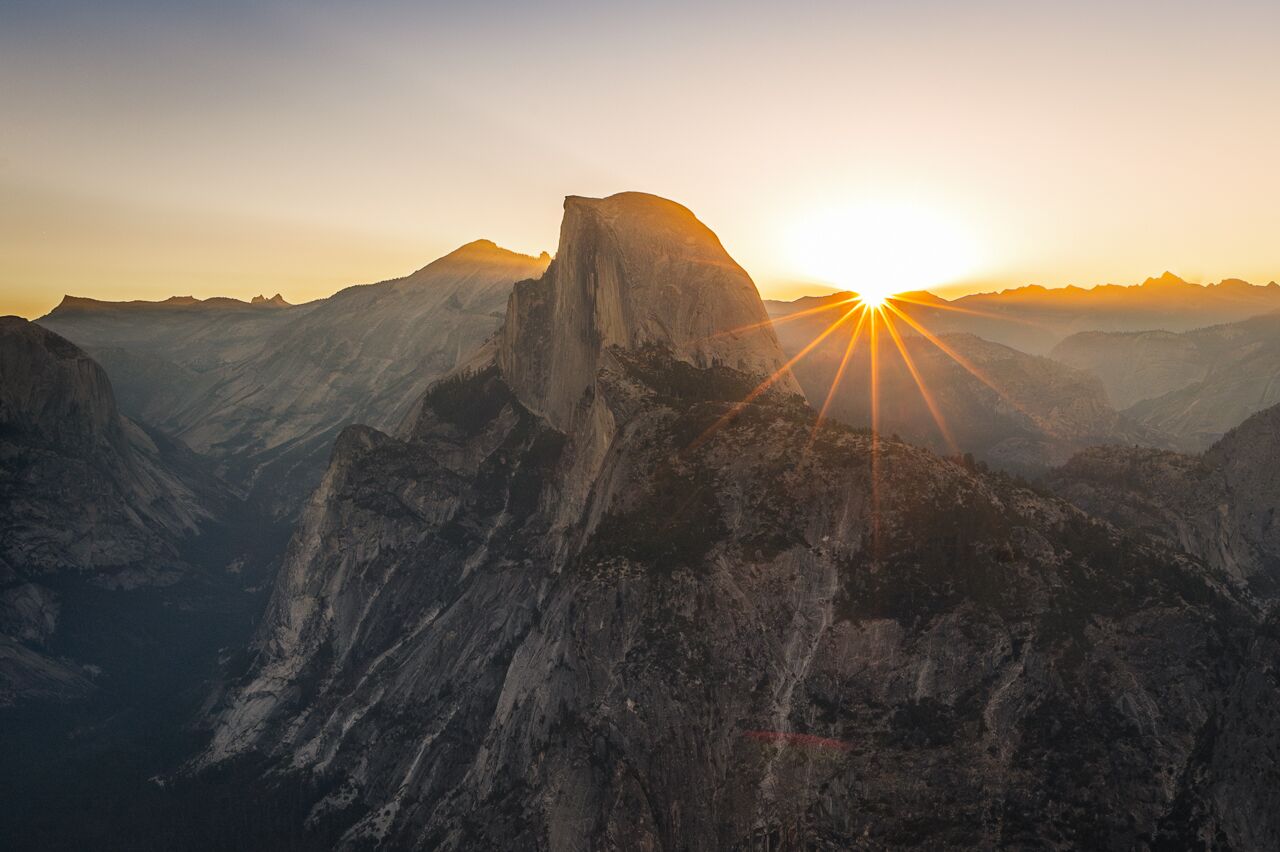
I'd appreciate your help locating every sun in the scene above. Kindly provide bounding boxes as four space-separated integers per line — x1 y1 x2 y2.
696 200 993 461
857 289 891 310
785 201 980 303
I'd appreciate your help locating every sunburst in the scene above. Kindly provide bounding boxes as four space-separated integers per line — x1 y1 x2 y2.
690 286 1038 529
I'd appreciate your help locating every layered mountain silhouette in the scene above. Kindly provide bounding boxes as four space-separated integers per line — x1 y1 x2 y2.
40 242 550 516
768 272 1280 355
194 194 1280 849
1052 311 1280 449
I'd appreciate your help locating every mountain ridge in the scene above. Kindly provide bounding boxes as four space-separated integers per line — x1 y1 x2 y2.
39 240 551 516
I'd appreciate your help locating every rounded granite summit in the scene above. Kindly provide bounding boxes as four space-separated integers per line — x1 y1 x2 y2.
500 191 798 429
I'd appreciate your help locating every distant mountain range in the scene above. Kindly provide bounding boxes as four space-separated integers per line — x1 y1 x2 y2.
40 242 550 516
767 271 1280 355
1051 311 1280 449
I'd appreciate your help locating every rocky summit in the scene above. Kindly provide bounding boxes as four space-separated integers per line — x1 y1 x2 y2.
198 194 1280 850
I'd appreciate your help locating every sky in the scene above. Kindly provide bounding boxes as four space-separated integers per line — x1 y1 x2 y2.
3 0 1280 318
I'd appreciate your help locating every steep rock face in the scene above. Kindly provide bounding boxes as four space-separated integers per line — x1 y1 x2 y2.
41 242 550 515
1050 403 1280 596
0 318 219 576
500 193 796 430
203 196 1277 850
1051 312 1280 448
0 317 236 705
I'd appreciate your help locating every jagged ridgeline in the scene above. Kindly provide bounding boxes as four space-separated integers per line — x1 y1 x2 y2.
197 194 1280 849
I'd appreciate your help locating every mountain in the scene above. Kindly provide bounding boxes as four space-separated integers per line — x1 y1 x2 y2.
0 318 307 852
768 301 1161 471
40 242 550 516
1051 312 1280 449
0 317 237 704
194 193 1280 850
1050 402 1280 597
766 273 1280 355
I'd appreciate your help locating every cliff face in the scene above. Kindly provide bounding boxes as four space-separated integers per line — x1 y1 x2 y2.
1050 403 1280 597
201 195 1280 850
499 193 796 431
0 317 236 705
40 242 550 516
0 317 221 577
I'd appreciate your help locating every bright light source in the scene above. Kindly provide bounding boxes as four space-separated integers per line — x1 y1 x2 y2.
786 201 981 303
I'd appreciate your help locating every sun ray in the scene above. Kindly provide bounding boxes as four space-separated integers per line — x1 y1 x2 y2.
707 293 858 341
689 303 862 449
880 308 960 453
883 300 1050 431
882 301 1003 395
807 306 870 448
869 307 883 554
888 293 1053 328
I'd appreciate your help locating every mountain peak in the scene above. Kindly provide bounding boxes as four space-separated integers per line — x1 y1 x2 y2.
448 238 502 256
498 191 797 430
250 293 290 307
439 238 542 263
403 240 551 287
1143 271 1189 288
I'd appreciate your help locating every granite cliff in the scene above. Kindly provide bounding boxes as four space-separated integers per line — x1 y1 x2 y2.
0 316 235 704
198 194 1280 850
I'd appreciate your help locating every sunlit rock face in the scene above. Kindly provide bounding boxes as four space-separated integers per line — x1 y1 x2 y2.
202 194 1280 850
40 241 550 516
499 192 797 431
0 317 232 704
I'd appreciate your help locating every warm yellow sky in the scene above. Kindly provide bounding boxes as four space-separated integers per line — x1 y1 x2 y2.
4 1 1279 318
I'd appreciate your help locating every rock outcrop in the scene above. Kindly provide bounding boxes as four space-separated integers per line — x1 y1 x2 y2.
40 241 550 516
500 192 795 430
199 194 1280 850
1050 402 1280 597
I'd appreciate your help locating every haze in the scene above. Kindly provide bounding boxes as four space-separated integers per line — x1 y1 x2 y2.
4 0 1279 318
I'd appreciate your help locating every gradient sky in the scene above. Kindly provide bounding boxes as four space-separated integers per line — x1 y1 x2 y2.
4 0 1279 318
